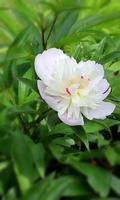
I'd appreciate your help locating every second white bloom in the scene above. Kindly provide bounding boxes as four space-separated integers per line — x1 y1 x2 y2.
35 48 115 126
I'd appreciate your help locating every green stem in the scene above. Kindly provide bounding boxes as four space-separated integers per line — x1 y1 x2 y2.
46 15 57 44
29 108 51 128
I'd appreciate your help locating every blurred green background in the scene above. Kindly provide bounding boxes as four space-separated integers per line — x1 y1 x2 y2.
0 0 120 199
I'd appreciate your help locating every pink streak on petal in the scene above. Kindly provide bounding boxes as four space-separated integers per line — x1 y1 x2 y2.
65 88 71 95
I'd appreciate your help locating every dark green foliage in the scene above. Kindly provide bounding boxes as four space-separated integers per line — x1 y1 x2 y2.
0 0 120 199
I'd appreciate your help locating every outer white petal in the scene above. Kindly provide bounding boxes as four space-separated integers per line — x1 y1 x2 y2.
35 48 65 81
58 112 84 126
97 79 111 100
82 102 115 120
102 87 111 99
37 80 59 111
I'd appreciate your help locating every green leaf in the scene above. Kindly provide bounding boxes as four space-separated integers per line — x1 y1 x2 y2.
31 143 46 178
110 75 120 97
51 136 75 147
53 11 79 42
70 11 120 33
67 160 111 197
18 78 38 93
109 61 120 72
49 143 64 160
99 51 120 64
104 146 120 165
23 175 73 200
111 175 120 195
72 126 89 150
51 123 73 135
0 10 19 35
0 161 9 172
22 174 54 200
11 132 36 193
62 176 92 197
84 120 104 133
14 0 39 24
2 188 17 200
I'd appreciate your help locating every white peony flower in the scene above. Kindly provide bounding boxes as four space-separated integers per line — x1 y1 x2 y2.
35 48 115 126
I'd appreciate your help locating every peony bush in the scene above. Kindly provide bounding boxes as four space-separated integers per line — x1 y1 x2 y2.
0 0 120 199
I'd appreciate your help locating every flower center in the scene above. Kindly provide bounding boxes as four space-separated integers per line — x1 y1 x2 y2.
65 76 89 96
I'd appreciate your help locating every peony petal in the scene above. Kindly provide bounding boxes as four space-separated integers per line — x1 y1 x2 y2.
58 111 84 126
98 79 109 92
102 87 111 99
58 104 84 126
57 99 70 116
77 60 104 85
37 80 60 111
35 48 65 82
82 102 115 120
97 79 111 100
